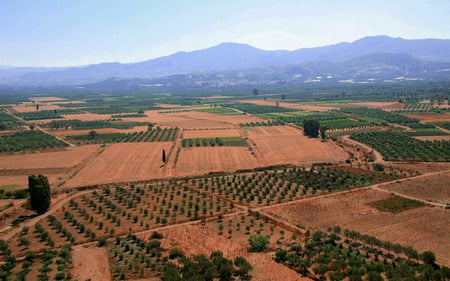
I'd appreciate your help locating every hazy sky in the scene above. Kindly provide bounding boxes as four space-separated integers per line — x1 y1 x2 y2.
1 0 449 67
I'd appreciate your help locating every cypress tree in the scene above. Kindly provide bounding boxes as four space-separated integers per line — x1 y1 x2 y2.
162 149 166 163
28 175 51 214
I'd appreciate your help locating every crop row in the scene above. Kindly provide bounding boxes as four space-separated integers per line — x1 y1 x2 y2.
0 110 24 130
0 131 68 153
239 120 285 127
181 137 247 148
68 127 179 144
44 119 147 130
350 131 450 161
188 165 404 207
16 109 81 120
341 107 419 124
8 183 235 252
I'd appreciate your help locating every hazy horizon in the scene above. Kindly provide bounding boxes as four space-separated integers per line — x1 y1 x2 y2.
2 0 450 67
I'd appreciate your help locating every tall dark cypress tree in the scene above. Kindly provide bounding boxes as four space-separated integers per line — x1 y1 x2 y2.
162 149 166 163
28 174 51 214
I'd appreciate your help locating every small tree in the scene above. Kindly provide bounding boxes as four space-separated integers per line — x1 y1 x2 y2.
303 120 320 137
248 234 269 252
148 123 154 131
88 130 97 139
421 251 436 265
252 88 259 96
28 174 51 214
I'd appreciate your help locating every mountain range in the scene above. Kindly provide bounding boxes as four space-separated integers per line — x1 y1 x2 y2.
1 35 450 86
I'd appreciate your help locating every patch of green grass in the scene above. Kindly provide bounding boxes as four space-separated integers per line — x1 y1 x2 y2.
193 107 241 115
367 195 425 213
0 184 20 191
220 137 248 146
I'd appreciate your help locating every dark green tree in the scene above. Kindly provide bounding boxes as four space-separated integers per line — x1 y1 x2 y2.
421 251 436 265
320 127 327 141
252 88 259 96
148 123 154 131
303 120 320 137
88 130 97 139
28 175 51 214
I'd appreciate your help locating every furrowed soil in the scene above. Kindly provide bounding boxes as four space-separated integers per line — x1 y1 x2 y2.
12 103 63 112
236 99 335 111
175 146 259 176
0 145 100 169
182 128 241 138
71 245 112 281
265 189 450 266
380 172 450 204
246 126 348 166
64 142 173 187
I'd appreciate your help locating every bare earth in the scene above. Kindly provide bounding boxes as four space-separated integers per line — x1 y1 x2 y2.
0 145 100 169
71 245 112 281
381 172 450 204
52 126 148 137
403 113 450 122
182 128 241 138
0 173 63 190
175 146 259 176
265 189 450 266
246 126 348 166
65 142 173 187
237 99 335 111
414 135 450 141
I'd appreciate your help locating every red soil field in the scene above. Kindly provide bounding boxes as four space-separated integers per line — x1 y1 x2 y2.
175 146 259 177
64 142 173 187
182 128 241 138
0 173 63 190
246 126 348 166
237 99 335 111
265 189 450 266
62 113 112 121
71 245 112 281
0 145 101 169
403 113 450 122
414 135 450 141
381 172 450 204
52 126 149 137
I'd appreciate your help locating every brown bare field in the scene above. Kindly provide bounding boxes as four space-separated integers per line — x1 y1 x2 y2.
71 245 112 281
65 142 173 187
12 103 62 112
246 126 348 165
381 172 450 204
237 99 335 111
0 145 100 169
0 173 63 190
178 110 265 125
141 110 235 129
62 113 112 121
394 162 450 174
182 128 241 138
265 189 450 266
52 126 149 137
403 113 450 122
30 96 67 102
414 135 450 141
175 147 258 176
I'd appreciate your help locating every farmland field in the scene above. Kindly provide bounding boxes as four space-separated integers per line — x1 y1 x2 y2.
1 88 450 281
246 126 348 165
174 146 259 176
265 189 450 266
64 142 174 187
380 172 450 204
